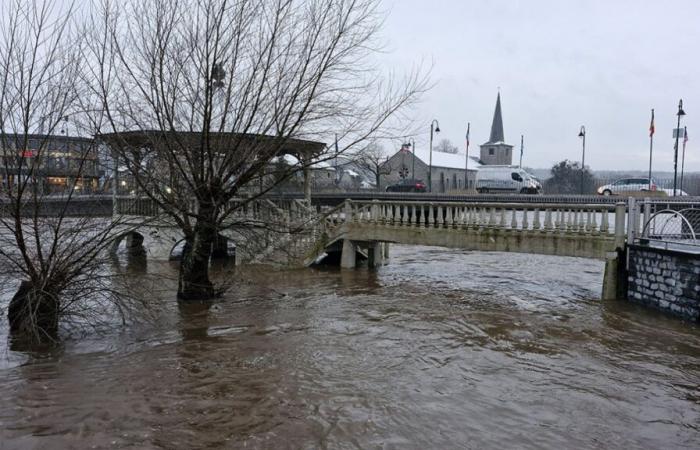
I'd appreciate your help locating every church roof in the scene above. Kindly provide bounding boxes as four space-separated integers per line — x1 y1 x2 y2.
485 92 505 144
388 146 482 171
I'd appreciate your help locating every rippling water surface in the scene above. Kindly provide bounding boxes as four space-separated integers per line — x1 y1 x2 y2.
1 245 699 449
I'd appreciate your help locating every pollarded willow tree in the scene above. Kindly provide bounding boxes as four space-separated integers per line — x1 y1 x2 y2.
0 1 142 345
87 0 427 299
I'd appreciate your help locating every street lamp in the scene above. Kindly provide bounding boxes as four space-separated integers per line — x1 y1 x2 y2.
408 138 416 181
429 119 440 192
673 99 686 196
578 125 586 195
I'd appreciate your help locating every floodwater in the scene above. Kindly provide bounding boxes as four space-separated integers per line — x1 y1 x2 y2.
1 246 699 449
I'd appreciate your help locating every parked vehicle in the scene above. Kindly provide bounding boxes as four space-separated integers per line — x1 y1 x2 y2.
385 179 427 193
660 188 689 196
475 166 541 194
597 178 657 196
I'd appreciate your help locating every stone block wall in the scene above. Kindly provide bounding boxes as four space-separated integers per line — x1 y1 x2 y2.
627 244 700 321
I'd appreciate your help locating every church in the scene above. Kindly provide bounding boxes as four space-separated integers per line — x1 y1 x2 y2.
479 92 514 166
380 92 513 192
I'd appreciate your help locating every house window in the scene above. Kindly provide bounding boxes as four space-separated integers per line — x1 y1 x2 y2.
489 148 495 155
506 148 509 155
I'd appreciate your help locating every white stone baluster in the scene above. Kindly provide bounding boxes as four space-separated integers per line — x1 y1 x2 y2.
522 208 529 230
437 206 444 228
577 209 584 232
446 206 453 228
533 208 541 230
419 205 425 228
544 209 553 230
499 208 506 228
429 204 435 228
590 209 598 233
600 209 609 233
412 205 418 227
510 209 517 229
403 205 409 226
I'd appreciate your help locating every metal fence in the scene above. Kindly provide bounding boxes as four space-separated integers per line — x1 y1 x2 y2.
631 197 700 252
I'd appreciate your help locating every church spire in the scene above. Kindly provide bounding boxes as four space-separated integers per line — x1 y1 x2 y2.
488 92 505 143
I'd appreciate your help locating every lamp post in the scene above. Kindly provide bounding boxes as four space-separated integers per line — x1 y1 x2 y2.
408 138 416 181
429 119 440 192
672 99 686 196
464 123 470 190
578 125 586 195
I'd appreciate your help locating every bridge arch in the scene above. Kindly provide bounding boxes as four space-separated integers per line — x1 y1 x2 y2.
168 234 236 261
110 230 146 256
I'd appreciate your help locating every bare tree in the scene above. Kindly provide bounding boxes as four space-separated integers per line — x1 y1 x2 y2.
86 0 427 300
352 141 389 190
435 138 458 154
0 1 139 346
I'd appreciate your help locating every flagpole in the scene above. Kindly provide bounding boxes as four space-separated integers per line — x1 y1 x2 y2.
680 126 687 193
648 109 654 191
519 135 524 168
464 122 470 191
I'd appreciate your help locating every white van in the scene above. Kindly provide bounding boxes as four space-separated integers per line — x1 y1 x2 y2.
475 166 541 194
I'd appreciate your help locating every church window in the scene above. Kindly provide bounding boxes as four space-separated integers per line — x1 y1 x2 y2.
489 148 495 155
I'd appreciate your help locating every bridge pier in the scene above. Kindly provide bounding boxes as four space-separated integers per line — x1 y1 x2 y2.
602 250 627 300
368 242 384 268
601 202 628 300
125 232 146 256
340 239 356 268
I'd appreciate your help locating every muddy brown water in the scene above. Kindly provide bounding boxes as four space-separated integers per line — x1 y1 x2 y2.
1 245 699 449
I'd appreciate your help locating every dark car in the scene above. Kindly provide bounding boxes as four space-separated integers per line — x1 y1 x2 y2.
385 179 427 193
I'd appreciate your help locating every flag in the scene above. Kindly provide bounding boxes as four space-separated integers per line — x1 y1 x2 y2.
465 123 470 147
684 126 688 145
400 143 410 152
649 109 655 137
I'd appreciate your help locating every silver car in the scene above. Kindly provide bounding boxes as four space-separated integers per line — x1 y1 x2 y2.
597 178 657 196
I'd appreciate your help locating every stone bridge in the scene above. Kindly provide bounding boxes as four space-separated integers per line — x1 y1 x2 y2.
309 199 628 299
109 196 629 300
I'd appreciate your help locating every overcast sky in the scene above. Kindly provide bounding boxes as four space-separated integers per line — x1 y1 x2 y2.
378 0 700 172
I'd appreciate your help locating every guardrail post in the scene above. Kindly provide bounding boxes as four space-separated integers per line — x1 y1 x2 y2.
626 197 637 243
642 197 651 237
614 201 626 249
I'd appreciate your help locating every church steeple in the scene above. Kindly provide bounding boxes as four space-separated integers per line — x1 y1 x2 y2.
488 92 504 143
480 90 513 165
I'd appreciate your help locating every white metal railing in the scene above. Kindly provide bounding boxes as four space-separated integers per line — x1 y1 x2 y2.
633 197 700 251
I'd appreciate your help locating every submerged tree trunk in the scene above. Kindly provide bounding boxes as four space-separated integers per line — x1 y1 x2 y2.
177 217 217 300
7 281 60 344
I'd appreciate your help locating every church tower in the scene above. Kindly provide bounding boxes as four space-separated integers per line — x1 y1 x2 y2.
480 92 514 165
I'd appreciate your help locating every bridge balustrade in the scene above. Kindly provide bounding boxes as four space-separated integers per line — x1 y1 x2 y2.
339 200 618 236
